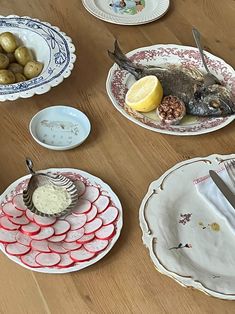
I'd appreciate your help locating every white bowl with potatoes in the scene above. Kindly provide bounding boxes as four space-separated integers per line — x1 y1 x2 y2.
0 15 76 101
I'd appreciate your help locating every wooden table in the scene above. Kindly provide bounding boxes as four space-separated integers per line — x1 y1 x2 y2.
0 0 235 313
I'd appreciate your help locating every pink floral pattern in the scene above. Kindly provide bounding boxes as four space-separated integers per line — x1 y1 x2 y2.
108 45 235 135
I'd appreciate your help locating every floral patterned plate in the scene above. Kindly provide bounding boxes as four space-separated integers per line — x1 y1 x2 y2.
0 168 122 273
139 153 235 299
0 15 76 101
82 0 170 25
106 44 235 136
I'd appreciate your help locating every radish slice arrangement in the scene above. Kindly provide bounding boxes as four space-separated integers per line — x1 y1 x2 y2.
0 174 121 271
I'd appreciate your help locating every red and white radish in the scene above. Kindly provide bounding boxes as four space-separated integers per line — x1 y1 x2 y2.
20 251 41 268
57 253 74 268
76 234 95 244
72 199 91 215
36 252 61 267
65 214 86 230
30 240 51 253
62 241 82 251
0 216 20 231
98 207 118 225
74 180 86 197
84 218 103 235
21 223 40 236
81 186 100 203
9 216 29 226
6 242 31 256
70 248 95 262
30 227 55 241
12 194 27 211
34 215 56 227
48 234 66 243
95 224 115 240
93 195 110 213
86 205 98 223
64 228 85 243
16 232 31 246
25 209 35 222
2 202 24 218
0 229 17 243
53 220 70 236
84 238 109 253
48 242 68 254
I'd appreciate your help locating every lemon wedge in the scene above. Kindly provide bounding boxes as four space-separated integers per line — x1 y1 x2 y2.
125 75 163 112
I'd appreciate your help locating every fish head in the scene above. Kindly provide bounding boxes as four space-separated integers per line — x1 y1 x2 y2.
189 84 235 117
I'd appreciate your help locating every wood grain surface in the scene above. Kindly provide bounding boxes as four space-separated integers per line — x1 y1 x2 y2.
0 0 235 313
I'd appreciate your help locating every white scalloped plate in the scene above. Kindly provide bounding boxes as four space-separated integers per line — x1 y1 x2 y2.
139 153 235 300
0 15 76 101
0 168 123 273
106 44 235 136
82 0 170 25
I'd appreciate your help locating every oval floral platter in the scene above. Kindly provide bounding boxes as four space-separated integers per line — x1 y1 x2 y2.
82 0 170 26
106 44 235 136
139 153 235 300
0 168 122 273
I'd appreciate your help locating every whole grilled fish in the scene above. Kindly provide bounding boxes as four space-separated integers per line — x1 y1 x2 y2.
108 41 235 117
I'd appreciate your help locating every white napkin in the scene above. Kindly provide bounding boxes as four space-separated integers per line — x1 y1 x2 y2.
194 166 235 231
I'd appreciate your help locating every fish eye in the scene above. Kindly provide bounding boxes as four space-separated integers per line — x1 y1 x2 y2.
194 91 202 100
209 100 220 108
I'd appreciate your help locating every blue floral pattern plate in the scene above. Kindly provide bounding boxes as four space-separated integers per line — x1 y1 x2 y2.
0 15 76 101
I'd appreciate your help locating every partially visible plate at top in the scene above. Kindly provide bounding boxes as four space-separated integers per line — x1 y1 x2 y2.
139 153 235 300
106 44 235 136
82 0 170 25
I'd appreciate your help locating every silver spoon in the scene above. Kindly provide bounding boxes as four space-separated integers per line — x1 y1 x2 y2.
23 158 78 217
192 28 221 86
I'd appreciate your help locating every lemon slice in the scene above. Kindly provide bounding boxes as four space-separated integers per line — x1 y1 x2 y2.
125 75 163 112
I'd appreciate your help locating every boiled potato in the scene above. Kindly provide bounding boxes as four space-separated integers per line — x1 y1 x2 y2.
0 32 18 53
5 52 16 63
8 62 24 74
15 73 27 83
0 70 15 84
24 61 43 79
14 46 33 66
0 53 9 69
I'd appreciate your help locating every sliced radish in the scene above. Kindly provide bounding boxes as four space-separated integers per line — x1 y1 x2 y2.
20 251 41 268
84 218 103 234
98 207 119 225
65 214 87 230
9 216 29 226
2 203 23 218
36 252 61 267
16 232 31 246
53 220 70 236
0 216 20 231
86 205 98 222
12 194 27 211
25 209 35 222
31 240 51 253
0 229 17 243
77 234 95 244
70 248 95 262
21 223 40 236
72 199 92 215
95 224 115 240
84 238 109 253
31 227 55 240
48 234 66 243
74 180 86 197
62 241 82 251
57 253 74 268
34 215 56 227
6 242 31 256
93 195 110 213
64 228 85 243
48 242 68 254
81 186 100 203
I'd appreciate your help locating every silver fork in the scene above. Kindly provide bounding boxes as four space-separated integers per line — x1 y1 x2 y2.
224 160 235 186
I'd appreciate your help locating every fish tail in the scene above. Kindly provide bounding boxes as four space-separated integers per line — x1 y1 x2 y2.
108 40 144 80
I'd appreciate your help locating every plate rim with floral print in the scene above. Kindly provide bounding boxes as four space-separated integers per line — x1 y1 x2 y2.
139 153 235 300
0 168 123 274
82 0 170 26
106 44 235 136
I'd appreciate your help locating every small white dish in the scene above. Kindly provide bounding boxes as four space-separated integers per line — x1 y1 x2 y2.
29 106 91 150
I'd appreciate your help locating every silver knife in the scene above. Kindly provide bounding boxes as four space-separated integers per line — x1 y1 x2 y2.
209 170 235 208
